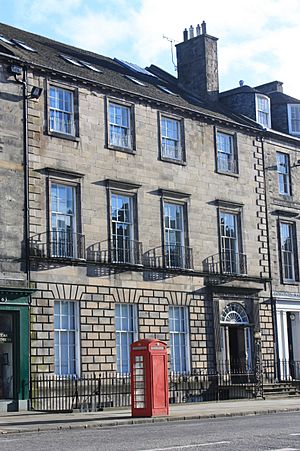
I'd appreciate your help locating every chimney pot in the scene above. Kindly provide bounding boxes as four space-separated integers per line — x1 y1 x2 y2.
183 28 188 41
196 24 201 36
176 23 219 101
201 21 207 34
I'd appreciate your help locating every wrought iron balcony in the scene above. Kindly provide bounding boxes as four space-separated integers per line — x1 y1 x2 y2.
203 252 247 276
86 239 143 266
29 231 85 260
143 245 193 271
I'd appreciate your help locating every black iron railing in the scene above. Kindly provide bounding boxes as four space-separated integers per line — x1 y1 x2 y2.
30 361 300 412
263 359 300 383
203 252 247 275
29 231 85 260
143 245 193 270
86 239 143 265
30 365 259 412
30 373 131 412
169 367 257 404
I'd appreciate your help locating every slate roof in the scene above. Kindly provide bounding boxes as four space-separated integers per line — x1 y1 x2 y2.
268 91 300 105
220 85 261 97
0 22 259 131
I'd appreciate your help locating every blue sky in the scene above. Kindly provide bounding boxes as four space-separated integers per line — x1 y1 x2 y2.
2 0 300 97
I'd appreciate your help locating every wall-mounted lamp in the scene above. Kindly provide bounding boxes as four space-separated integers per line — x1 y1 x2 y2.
29 86 43 99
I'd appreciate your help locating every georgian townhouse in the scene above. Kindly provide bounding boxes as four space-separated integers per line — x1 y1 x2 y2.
221 80 300 381
0 21 275 410
0 48 35 411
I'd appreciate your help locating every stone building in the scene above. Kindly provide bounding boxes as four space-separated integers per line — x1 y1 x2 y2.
221 80 300 380
0 21 278 409
0 48 35 410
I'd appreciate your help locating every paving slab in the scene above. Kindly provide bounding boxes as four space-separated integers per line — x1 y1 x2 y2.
0 397 299 434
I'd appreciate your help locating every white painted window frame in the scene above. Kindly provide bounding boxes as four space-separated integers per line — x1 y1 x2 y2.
169 305 190 373
115 303 138 374
216 131 238 174
279 221 297 283
287 104 300 135
277 152 291 196
54 300 80 377
49 86 75 136
163 200 186 268
50 181 78 258
160 115 183 161
255 94 271 128
108 101 133 150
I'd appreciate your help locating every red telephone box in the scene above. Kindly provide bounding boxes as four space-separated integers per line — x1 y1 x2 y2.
130 338 169 417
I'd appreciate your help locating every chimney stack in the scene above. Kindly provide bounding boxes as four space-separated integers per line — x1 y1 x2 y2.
176 22 219 102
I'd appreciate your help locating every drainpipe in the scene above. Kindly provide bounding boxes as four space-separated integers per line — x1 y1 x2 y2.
261 135 279 381
22 68 30 283
13 66 32 405
13 67 30 281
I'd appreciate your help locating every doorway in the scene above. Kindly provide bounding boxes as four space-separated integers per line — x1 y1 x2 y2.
0 312 16 399
219 302 253 374
228 327 247 372
277 305 300 380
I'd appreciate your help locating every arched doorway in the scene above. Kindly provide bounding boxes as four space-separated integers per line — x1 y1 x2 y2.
220 303 253 373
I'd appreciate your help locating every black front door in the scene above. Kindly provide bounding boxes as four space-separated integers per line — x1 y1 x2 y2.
229 327 246 372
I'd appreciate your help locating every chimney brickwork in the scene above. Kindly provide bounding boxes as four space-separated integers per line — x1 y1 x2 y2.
176 22 219 101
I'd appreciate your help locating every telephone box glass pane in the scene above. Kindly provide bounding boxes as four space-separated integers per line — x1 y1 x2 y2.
133 355 145 408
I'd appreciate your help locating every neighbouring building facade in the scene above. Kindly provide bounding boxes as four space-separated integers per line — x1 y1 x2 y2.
221 80 300 380
0 20 299 411
0 48 35 411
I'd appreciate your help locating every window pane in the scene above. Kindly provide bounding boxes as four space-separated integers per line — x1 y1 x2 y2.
217 132 236 173
54 301 78 376
289 104 300 133
51 183 77 258
280 222 296 281
256 95 270 127
277 152 290 195
169 306 189 373
111 194 134 263
49 87 75 135
220 212 241 274
161 116 182 160
115 304 136 373
164 202 185 268
109 103 131 148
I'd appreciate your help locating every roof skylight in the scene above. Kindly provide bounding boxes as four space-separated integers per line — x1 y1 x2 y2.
79 60 102 73
0 35 14 45
125 75 146 86
60 55 103 73
115 58 157 78
13 39 36 52
61 54 84 67
158 85 176 95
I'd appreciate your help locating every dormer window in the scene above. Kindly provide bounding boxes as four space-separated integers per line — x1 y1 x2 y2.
287 104 300 135
256 94 271 128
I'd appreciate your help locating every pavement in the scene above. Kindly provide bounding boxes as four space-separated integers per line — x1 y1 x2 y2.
0 397 299 434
